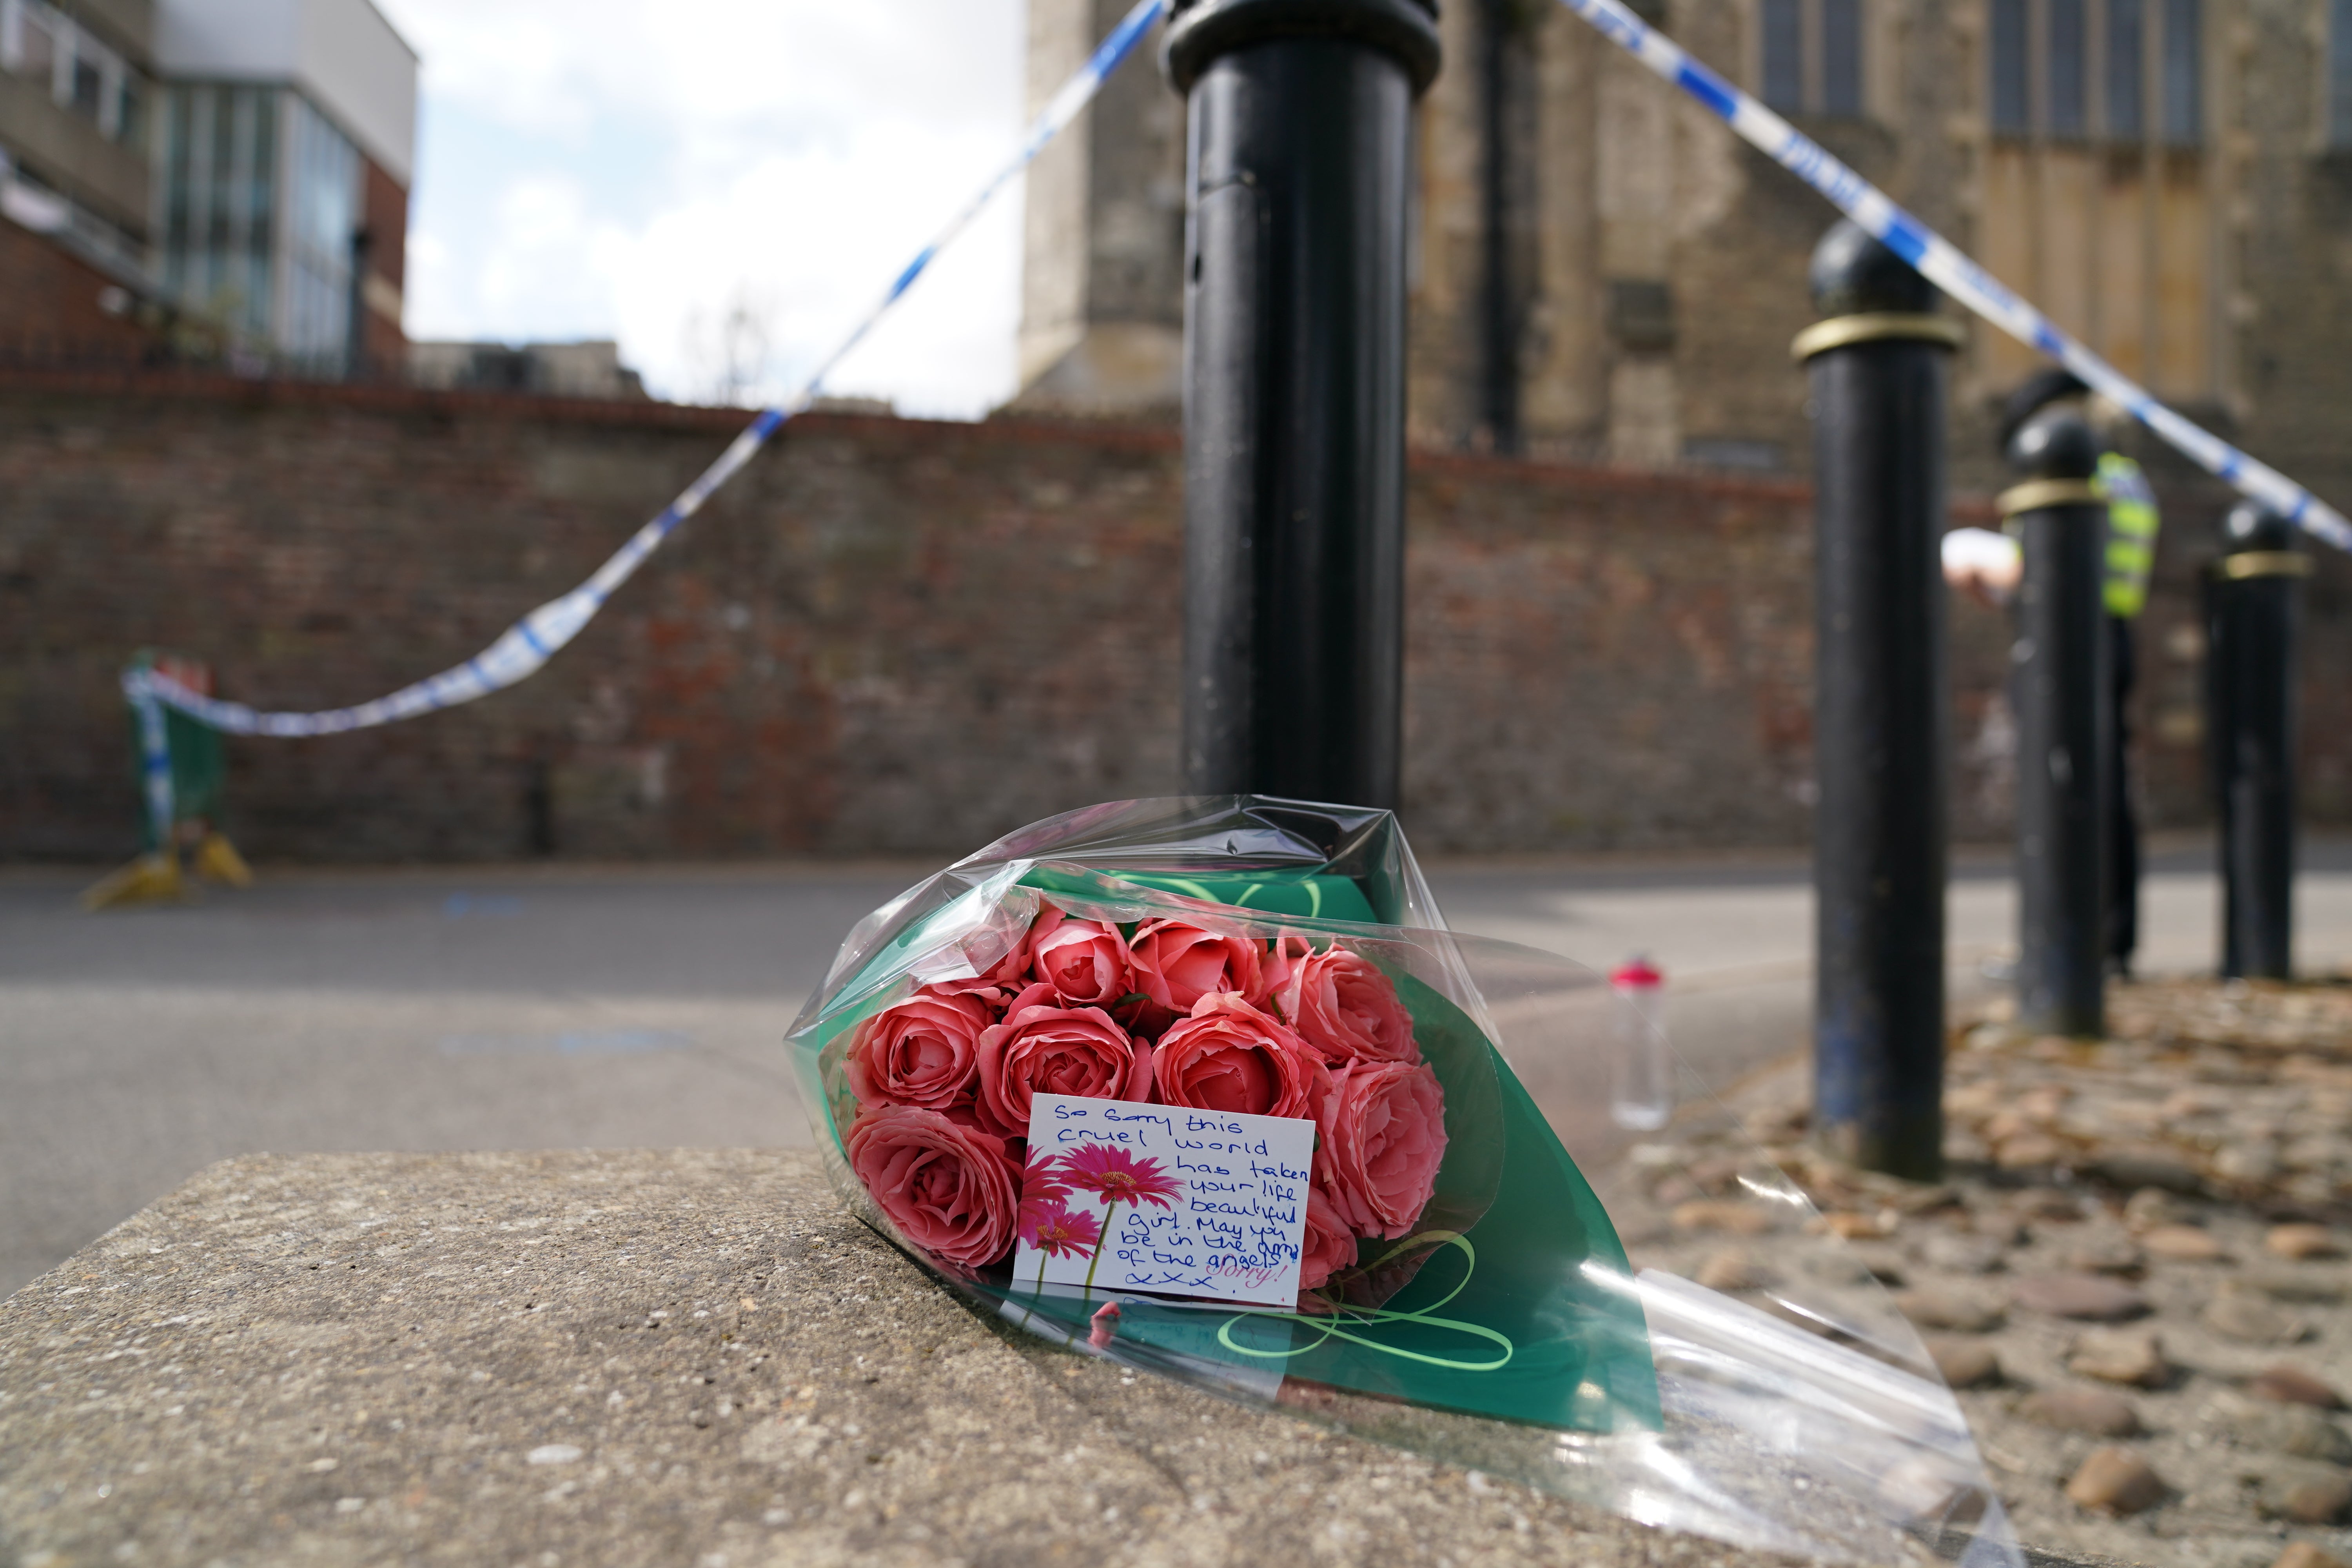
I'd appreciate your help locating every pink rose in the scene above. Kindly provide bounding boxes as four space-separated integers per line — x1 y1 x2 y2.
1273 947 1420 1066
1252 933 1316 1008
1152 993 1328 1121
921 973 1011 1007
1024 908 1134 1007
843 987 993 1112
1297 1187 1356 1301
1315 1058 1447 1240
845 1103 1021 1268
973 982 1153 1136
1129 919 1262 1011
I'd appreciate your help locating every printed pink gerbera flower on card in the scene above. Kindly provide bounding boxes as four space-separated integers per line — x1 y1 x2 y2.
1022 1145 1071 1203
1018 1198 1102 1260
1058 1143 1184 1211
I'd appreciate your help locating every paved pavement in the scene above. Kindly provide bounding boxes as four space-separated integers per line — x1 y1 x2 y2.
5 842 2349 1298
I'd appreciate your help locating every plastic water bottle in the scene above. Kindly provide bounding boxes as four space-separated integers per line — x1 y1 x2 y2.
1610 956 1672 1131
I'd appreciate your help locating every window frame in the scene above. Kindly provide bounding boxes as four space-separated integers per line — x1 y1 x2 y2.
1990 0 2032 133
2047 0 2089 136
2105 0 2145 140
1753 0 1871 121
1 0 145 143
1987 0 2197 147
2159 0 2201 145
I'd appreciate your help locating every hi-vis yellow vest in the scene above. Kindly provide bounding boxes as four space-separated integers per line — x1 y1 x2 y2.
2094 453 2160 619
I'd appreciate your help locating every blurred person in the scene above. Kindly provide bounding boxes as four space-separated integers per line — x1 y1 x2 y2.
1941 370 2160 977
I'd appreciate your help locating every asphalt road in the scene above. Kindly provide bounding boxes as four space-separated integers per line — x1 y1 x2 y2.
5 842 2349 1297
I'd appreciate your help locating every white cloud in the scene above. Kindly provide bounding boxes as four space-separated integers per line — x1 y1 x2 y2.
388 0 1015 146
376 0 1032 417
599 127 1023 415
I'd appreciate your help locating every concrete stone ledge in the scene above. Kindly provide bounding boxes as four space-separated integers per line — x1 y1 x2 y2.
0 1149 1816 1568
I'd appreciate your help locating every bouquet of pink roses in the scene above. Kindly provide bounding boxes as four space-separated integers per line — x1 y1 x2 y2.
790 797 2030 1568
835 903 1448 1309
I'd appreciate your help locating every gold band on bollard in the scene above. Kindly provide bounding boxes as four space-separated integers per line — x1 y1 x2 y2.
1997 479 2104 519
1791 313 1967 361
2216 551 2314 580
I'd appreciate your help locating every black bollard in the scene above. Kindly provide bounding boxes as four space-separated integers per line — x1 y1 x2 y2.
2004 410 2111 1037
1795 221 1963 1181
1165 0 1440 809
2207 501 2308 980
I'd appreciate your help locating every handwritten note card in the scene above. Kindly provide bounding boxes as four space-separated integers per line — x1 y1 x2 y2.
1014 1093 1314 1309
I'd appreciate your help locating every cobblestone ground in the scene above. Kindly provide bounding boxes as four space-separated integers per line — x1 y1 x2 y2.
1633 976 2352 1568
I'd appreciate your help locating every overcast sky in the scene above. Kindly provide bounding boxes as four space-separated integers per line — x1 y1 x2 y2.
374 0 1033 417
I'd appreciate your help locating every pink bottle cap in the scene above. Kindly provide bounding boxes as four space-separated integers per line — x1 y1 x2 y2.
1610 957 1663 989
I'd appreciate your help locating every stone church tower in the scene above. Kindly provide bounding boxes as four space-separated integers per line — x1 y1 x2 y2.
1013 0 2352 504
1011 0 1191 418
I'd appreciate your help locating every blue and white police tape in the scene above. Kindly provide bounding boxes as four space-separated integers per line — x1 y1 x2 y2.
132 681 174 855
123 0 1169 742
1554 0 2352 556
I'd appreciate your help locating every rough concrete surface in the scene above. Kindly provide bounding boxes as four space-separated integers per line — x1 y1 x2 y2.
0 1148 1814 1568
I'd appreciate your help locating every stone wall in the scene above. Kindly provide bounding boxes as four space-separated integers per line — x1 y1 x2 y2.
2 371 2346 863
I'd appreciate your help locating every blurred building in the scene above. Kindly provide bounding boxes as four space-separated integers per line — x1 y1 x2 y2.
0 0 414 372
1017 0 2352 501
150 0 416 374
407 339 649 401
0 0 161 354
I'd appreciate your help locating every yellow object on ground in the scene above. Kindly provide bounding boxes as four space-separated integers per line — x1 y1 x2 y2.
81 834 253 911
79 853 189 912
195 833 253 887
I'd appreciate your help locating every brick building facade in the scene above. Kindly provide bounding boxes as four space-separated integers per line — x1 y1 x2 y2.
0 0 414 373
5 372 2345 864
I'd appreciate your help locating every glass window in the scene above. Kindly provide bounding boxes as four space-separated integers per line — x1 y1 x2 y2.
69 51 98 116
282 93 357 367
2107 0 2144 138
247 89 276 339
207 87 235 271
2049 0 2087 134
1821 0 1863 116
2333 0 2352 147
2161 0 2200 142
1991 0 2030 131
114 73 140 143
162 87 192 296
1761 0 1803 111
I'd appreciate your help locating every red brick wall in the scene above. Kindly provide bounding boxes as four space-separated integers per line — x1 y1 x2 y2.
359 158 407 371
2 370 2344 862
0 220 151 359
